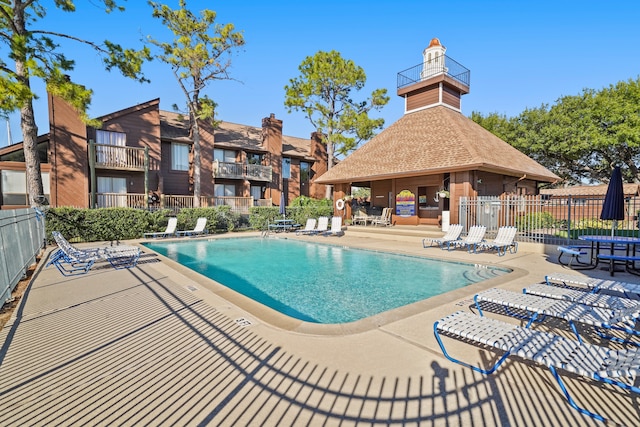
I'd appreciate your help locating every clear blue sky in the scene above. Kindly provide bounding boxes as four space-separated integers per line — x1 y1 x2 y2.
3 0 640 147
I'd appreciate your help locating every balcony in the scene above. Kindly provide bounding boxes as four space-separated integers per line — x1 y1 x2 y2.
213 161 272 182
91 143 147 171
96 193 257 215
397 54 470 90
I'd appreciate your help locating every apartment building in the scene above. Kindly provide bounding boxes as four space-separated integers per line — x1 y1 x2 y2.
0 94 328 212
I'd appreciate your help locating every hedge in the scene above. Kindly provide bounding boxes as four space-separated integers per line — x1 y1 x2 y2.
45 206 240 243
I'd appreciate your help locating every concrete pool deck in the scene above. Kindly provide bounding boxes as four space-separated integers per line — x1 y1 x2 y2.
1 227 639 425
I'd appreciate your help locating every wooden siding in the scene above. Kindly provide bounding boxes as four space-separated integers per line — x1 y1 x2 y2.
406 84 439 111
442 86 461 109
49 93 90 207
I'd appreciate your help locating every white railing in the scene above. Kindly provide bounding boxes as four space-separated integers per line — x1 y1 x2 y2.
162 195 254 214
214 161 272 181
96 193 147 208
459 195 640 245
94 144 146 170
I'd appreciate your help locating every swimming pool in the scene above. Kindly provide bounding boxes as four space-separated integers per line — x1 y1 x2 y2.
144 237 510 324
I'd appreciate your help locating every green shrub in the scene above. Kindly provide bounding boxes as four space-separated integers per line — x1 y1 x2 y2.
176 206 240 232
514 211 555 231
45 206 239 242
249 202 334 230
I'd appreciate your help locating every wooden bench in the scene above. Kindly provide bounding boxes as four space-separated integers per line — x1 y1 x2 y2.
557 245 594 269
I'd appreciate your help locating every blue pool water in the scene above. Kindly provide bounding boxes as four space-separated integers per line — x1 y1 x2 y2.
144 237 510 324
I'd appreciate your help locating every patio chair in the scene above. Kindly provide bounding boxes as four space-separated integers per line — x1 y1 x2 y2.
478 226 518 256
545 272 640 298
48 232 140 276
323 216 345 236
295 218 317 235
371 207 392 226
434 310 640 421
474 287 640 346
524 282 640 310
422 224 463 249
143 217 178 239
448 225 486 252
313 216 329 235
176 217 208 237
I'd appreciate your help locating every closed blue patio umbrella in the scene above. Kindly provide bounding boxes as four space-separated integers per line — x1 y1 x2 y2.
600 166 625 236
279 192 286 218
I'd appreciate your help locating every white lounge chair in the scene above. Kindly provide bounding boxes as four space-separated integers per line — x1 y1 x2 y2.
295 218 317 235
449 225 486 252
144 217 177 238
434 310 640 422
524 282 640 310
474 287 640 345
545 272 640 297
478 226 518 256
323 216 344 236
422 224 463 249
371 207 392 226
176 217 208 237
313 216 329 235
48 231 140 275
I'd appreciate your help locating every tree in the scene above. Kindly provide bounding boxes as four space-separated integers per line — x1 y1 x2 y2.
284 50 389 198
147 0 244 207
471 77 640 184
0 0 150 207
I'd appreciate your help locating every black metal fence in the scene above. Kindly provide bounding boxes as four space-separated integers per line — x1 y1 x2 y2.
397 54 470 89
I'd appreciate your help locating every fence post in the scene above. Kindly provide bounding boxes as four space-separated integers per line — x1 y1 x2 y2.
567 195 572 244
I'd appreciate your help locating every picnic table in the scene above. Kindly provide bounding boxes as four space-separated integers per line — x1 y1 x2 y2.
268 219 300 233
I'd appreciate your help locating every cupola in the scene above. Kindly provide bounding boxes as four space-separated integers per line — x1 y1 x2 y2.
397 38 470 113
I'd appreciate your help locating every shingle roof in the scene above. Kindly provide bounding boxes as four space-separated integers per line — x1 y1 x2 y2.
159 111 314 159
541 183 640 197
315 106 560 184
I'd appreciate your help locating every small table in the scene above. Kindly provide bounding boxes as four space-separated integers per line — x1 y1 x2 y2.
579 235 640 276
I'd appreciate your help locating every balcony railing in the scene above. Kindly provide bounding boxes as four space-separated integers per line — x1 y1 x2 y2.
397 54 470 90
213 161 272 182
96 193 257 215
92 143 147 171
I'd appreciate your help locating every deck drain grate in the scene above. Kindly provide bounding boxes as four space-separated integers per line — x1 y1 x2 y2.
186 285 198 292
235 317 253 327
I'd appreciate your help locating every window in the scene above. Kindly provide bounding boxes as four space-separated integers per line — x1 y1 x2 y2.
171 143 190 171
97 176 127 207
214 149 237 163
246 152 263 165
1 170 50 206
250 185 263 201
215 184 236 197
300 162 311 182
96 130 126 146
282 158 291 179
96 130 126 165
